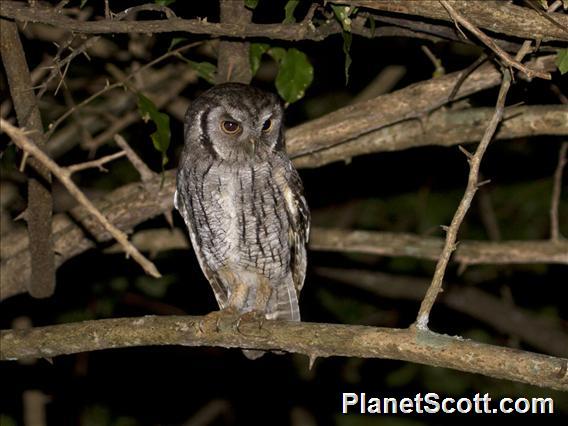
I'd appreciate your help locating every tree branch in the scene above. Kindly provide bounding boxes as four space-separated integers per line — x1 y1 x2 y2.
335 0 568 42
0 119 161 279
2 0 567 43
286 56 556 159
1 315 566 391
308 228 568 265
415 68 513 330
293 105 568 168
215 0 252 84
0 19 55 298
439 0 550 80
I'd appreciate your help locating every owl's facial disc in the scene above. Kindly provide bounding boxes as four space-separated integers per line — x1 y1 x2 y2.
205 102 282 162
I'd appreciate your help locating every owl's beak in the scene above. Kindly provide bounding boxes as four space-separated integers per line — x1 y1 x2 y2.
249 138 257 157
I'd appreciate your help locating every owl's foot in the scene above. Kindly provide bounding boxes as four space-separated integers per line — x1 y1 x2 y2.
199 308 240 333
236 310 265 334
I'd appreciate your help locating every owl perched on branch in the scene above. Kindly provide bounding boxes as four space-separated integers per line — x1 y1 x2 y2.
174 83 310 359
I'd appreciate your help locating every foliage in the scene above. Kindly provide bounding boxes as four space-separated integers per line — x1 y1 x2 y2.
250 44 313 103
556 48 568 75
137 93 170 169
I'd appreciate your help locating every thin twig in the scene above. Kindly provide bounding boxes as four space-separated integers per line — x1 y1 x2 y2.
45 41 201 138
66 150 126 174
113 134 157 182
550 142 567 241
0 118 161 278
414 68 513 330
439 0 551 80
448 53 487 102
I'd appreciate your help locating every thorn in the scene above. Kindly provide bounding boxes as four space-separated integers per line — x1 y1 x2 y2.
477 179 491 188
163 209 174 228
308 353 318 370
14 209 27 222
440 225 449 232
458 145 473 160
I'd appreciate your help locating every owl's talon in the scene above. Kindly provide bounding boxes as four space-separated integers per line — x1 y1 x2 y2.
235 311 265 334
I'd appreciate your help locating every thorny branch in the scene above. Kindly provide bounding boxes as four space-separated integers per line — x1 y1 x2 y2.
0 119 161 279
438 1 550 80
0 19 55 298
415 69 513 330
1 315 567 391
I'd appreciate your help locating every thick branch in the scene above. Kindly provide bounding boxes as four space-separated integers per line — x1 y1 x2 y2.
2 1 567 43
294 105 568 168
215 0 252 84
1 316 566 391
0 19 55 298
439 0 549 80
286 56 556 159
308 228 568 265
316 267 568 357
335 0 568 42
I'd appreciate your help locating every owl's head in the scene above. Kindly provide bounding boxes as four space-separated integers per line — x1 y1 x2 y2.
184 83 285 162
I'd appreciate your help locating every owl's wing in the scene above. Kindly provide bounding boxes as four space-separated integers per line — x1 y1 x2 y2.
282 167 310 294
174 189 229 309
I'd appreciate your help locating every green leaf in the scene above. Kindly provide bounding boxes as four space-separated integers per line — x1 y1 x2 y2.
267 46 287 63
283 0 300 24
275 48 313 103
331 4 354 31
176 56 217 84
556 48 568 75
155 0 176 5
250 43 270 76
331 4 356 84
80 0 88 8
137 93 171 168
168 37 187 51
244 0 259 9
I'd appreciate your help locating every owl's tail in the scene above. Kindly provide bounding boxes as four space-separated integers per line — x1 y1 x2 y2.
274 279 301 321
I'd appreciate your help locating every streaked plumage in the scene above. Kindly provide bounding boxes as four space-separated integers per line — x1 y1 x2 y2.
175 83 310 359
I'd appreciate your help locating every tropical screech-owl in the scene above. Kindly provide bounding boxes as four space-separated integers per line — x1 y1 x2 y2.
174 83 310 359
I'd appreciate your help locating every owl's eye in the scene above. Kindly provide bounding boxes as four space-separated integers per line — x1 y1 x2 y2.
221 120 240 134
262 119 273 133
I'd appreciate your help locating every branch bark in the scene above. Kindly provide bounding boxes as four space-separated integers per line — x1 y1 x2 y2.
215 0 252 84
294 105 568 168
2 0 567 42
308 228 568 265
335 0 568 42
0 19 55 298
286 56 556 159
1 315 567 391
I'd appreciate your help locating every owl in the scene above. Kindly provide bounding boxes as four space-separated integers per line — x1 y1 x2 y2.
174 83 310 359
